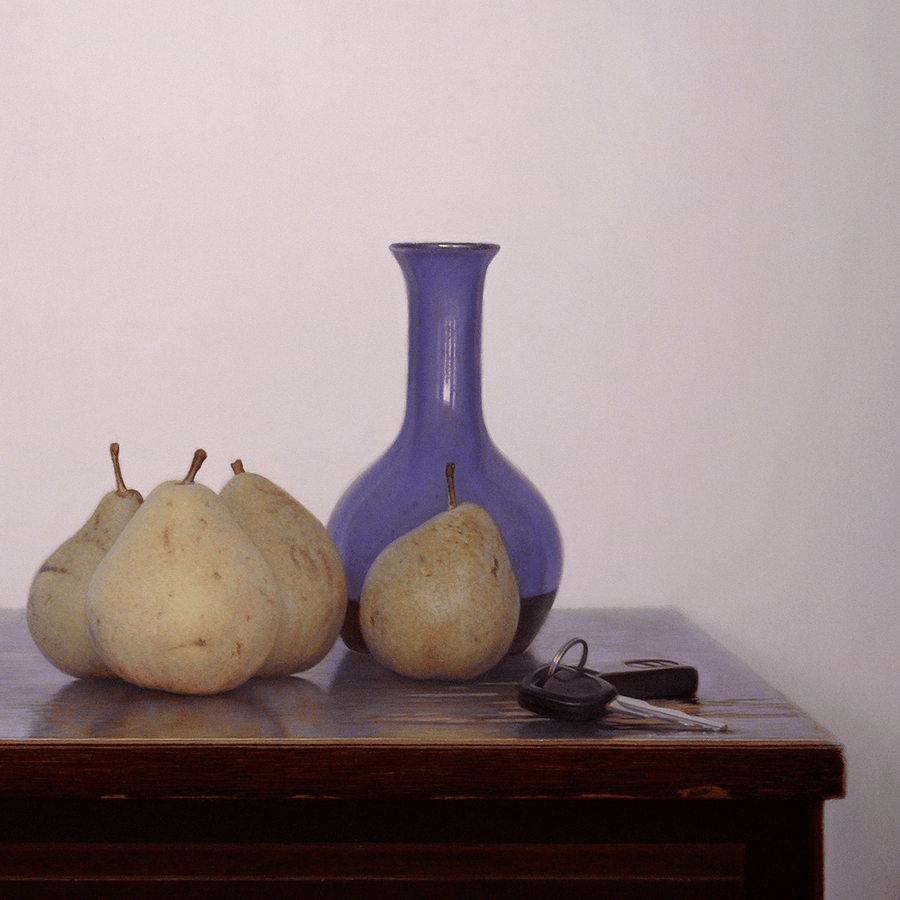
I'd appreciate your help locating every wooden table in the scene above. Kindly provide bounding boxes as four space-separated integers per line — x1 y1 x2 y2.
0 606 844 898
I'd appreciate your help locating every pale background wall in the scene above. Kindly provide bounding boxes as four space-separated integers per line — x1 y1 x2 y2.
2 3 898 896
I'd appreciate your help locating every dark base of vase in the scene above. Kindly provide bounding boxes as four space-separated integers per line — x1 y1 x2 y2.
340 589 558 657
508 589 557 655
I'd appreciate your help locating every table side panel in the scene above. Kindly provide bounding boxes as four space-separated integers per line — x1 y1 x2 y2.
0 739 844 801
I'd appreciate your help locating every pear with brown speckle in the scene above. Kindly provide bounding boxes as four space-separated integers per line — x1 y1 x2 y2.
86 450 281 695
360 463 519 681
220 460 347 677
27 443 143 679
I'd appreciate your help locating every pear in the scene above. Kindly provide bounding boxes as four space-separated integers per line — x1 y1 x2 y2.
360 463 519 681
86 450 281 695
27 443 143 679
219 460 347 677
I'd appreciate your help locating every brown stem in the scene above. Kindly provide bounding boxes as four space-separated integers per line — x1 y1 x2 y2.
445 462 458 510
109 443 129 497
182 449 208 485
231 459 245 475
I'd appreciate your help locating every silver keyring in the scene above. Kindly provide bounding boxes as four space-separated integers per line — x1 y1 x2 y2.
546 637 589 679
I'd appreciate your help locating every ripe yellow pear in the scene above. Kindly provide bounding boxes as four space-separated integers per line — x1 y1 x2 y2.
27 443 143 678
360 463 519 681
86 450 281 695
220 460 347 677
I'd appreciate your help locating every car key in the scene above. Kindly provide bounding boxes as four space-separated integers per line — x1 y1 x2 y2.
518 638 726 732
595 658 698 699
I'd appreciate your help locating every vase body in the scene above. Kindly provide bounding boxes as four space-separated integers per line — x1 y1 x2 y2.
327 243 563 655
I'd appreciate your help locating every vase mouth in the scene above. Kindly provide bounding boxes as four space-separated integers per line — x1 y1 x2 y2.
390 242 500 253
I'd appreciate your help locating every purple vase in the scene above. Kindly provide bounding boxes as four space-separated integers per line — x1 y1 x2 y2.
327 242 563 655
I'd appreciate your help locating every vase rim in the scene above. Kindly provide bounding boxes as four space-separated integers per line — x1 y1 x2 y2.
390 242 500 252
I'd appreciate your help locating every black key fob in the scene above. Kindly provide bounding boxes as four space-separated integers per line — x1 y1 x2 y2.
596 659 698 699
518 663 618 722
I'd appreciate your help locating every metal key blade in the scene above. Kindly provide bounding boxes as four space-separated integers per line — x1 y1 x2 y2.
609 695 727 732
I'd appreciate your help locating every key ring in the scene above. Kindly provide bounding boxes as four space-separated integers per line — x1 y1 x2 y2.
546 637 590 679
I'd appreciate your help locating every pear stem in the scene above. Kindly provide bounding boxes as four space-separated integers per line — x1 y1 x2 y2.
445 462 458 510
231 459 245 475
182 449 208 485
110 443 129 497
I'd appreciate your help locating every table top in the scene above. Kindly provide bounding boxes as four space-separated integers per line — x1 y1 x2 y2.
0 606 844 802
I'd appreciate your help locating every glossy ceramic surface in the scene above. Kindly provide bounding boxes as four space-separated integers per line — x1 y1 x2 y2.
328 243 563 654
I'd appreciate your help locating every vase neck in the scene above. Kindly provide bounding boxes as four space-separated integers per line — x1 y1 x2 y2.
391 243 499 442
